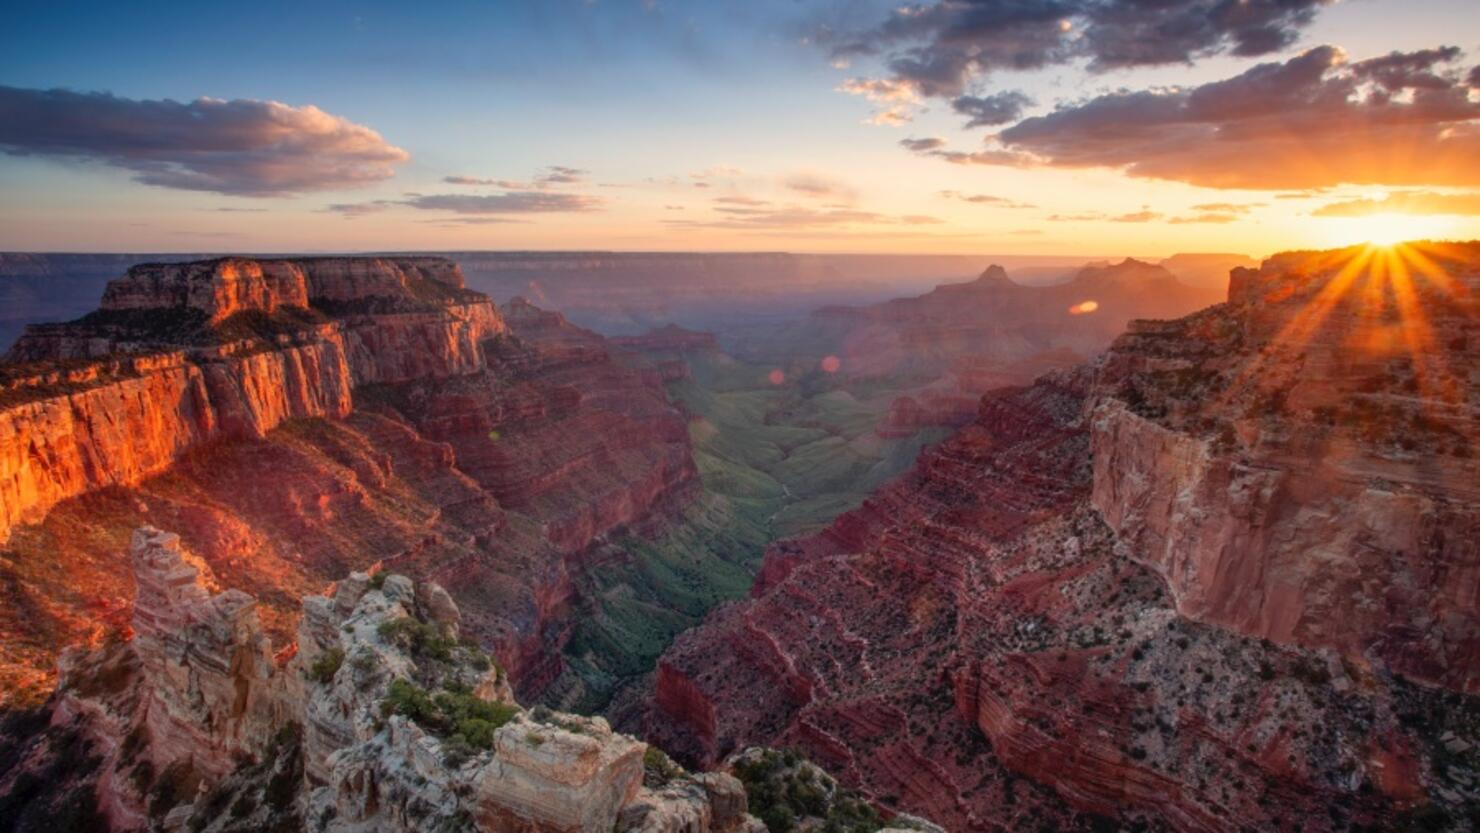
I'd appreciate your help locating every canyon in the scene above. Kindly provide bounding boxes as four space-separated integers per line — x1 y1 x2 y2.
645 242 1479 831
0 244 1475 832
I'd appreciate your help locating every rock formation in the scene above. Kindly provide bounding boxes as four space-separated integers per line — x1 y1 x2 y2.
0 526 769 833
0 257 697 709
1092 243 1479 692
647 243 1480 831
1 256 502 540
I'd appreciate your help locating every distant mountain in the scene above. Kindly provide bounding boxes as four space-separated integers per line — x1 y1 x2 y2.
748 258 1223 386
1157 251 1259 292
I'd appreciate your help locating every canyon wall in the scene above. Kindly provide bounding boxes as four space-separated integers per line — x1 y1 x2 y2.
1091 243 1480 691
646 244 1480 831
0 257 503 542
0 257 699 711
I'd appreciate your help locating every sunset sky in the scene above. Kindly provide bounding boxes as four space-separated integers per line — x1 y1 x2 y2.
2 0 1477 257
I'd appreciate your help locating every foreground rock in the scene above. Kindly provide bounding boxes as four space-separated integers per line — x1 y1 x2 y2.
647 243 1480 831
0 527 768 833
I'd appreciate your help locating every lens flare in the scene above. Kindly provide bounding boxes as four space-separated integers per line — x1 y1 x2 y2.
1068 300 1099 315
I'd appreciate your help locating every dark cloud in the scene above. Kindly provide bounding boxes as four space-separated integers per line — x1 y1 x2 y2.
900 136 1031 166
1312 191 1480 217
0 85 407 196
822 0 1330 106
996 46 1480 189
952 91 1032 127
900 137 947 152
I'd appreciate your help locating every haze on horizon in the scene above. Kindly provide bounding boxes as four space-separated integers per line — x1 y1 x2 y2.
2 0 1478 258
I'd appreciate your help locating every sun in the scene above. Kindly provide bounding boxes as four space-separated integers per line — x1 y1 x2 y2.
1320 212 1451 249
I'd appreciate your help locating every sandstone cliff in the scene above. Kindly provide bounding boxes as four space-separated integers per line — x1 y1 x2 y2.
1 257 503 541
646 244 1480 831
0 258 697 710
0 527 766 833
1090 242 1479 692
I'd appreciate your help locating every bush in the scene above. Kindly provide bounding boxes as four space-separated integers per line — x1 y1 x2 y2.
381 679 518 753
377 617 456 663
644 745 686 787
308 647 345 684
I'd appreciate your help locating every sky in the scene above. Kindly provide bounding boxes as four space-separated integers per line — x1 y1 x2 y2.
0 0 1477 257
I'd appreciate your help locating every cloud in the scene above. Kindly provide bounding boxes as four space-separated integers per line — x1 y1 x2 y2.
325 200 398 217
899 136 1031 167
952 91 1032 127
1311 190 1480 217
666 205 940 230
0 85 408 196
416 217 529 226
403 192 604 214
783 173 858 201
714 196 770 206
865 107 913 126
690 165 744 179
1168 212 1239 223
1112 210 1161 222
838 77 923 124
995 45 1480 189
214 207 268 213
1191 202 1260 213
443 166 587 189
326 191 602 219
820 0 1330 111
938 190 1036 209
900 137 947 153
444 175 528 187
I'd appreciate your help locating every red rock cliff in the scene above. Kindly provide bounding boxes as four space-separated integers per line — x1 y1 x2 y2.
0 256 503 542
1091 242 1479 692
647 243 1479 831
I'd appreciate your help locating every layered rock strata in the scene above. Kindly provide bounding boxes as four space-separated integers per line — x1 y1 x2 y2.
648 244 1480 831
1 257 503 540
1 527 764 833
0 260 697 710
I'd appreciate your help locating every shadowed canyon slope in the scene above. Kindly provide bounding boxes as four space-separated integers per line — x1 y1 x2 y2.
0 257 704 708
645 243 1479 831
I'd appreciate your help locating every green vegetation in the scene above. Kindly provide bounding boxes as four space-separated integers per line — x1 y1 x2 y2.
732 748 883 833
554 347 952 713
377 617 458 663
643 745 686 787
307 647 344 684
380 679 519 756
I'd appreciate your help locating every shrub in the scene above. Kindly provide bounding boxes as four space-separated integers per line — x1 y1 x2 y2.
644 745 685 787
308 647 345 684
377 617 456 663
381 680 518 753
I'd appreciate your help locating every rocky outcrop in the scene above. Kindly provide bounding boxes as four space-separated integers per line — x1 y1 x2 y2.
1091 242 1480 692
1 527 762 833
646 244 1479 832
0 257 503 543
